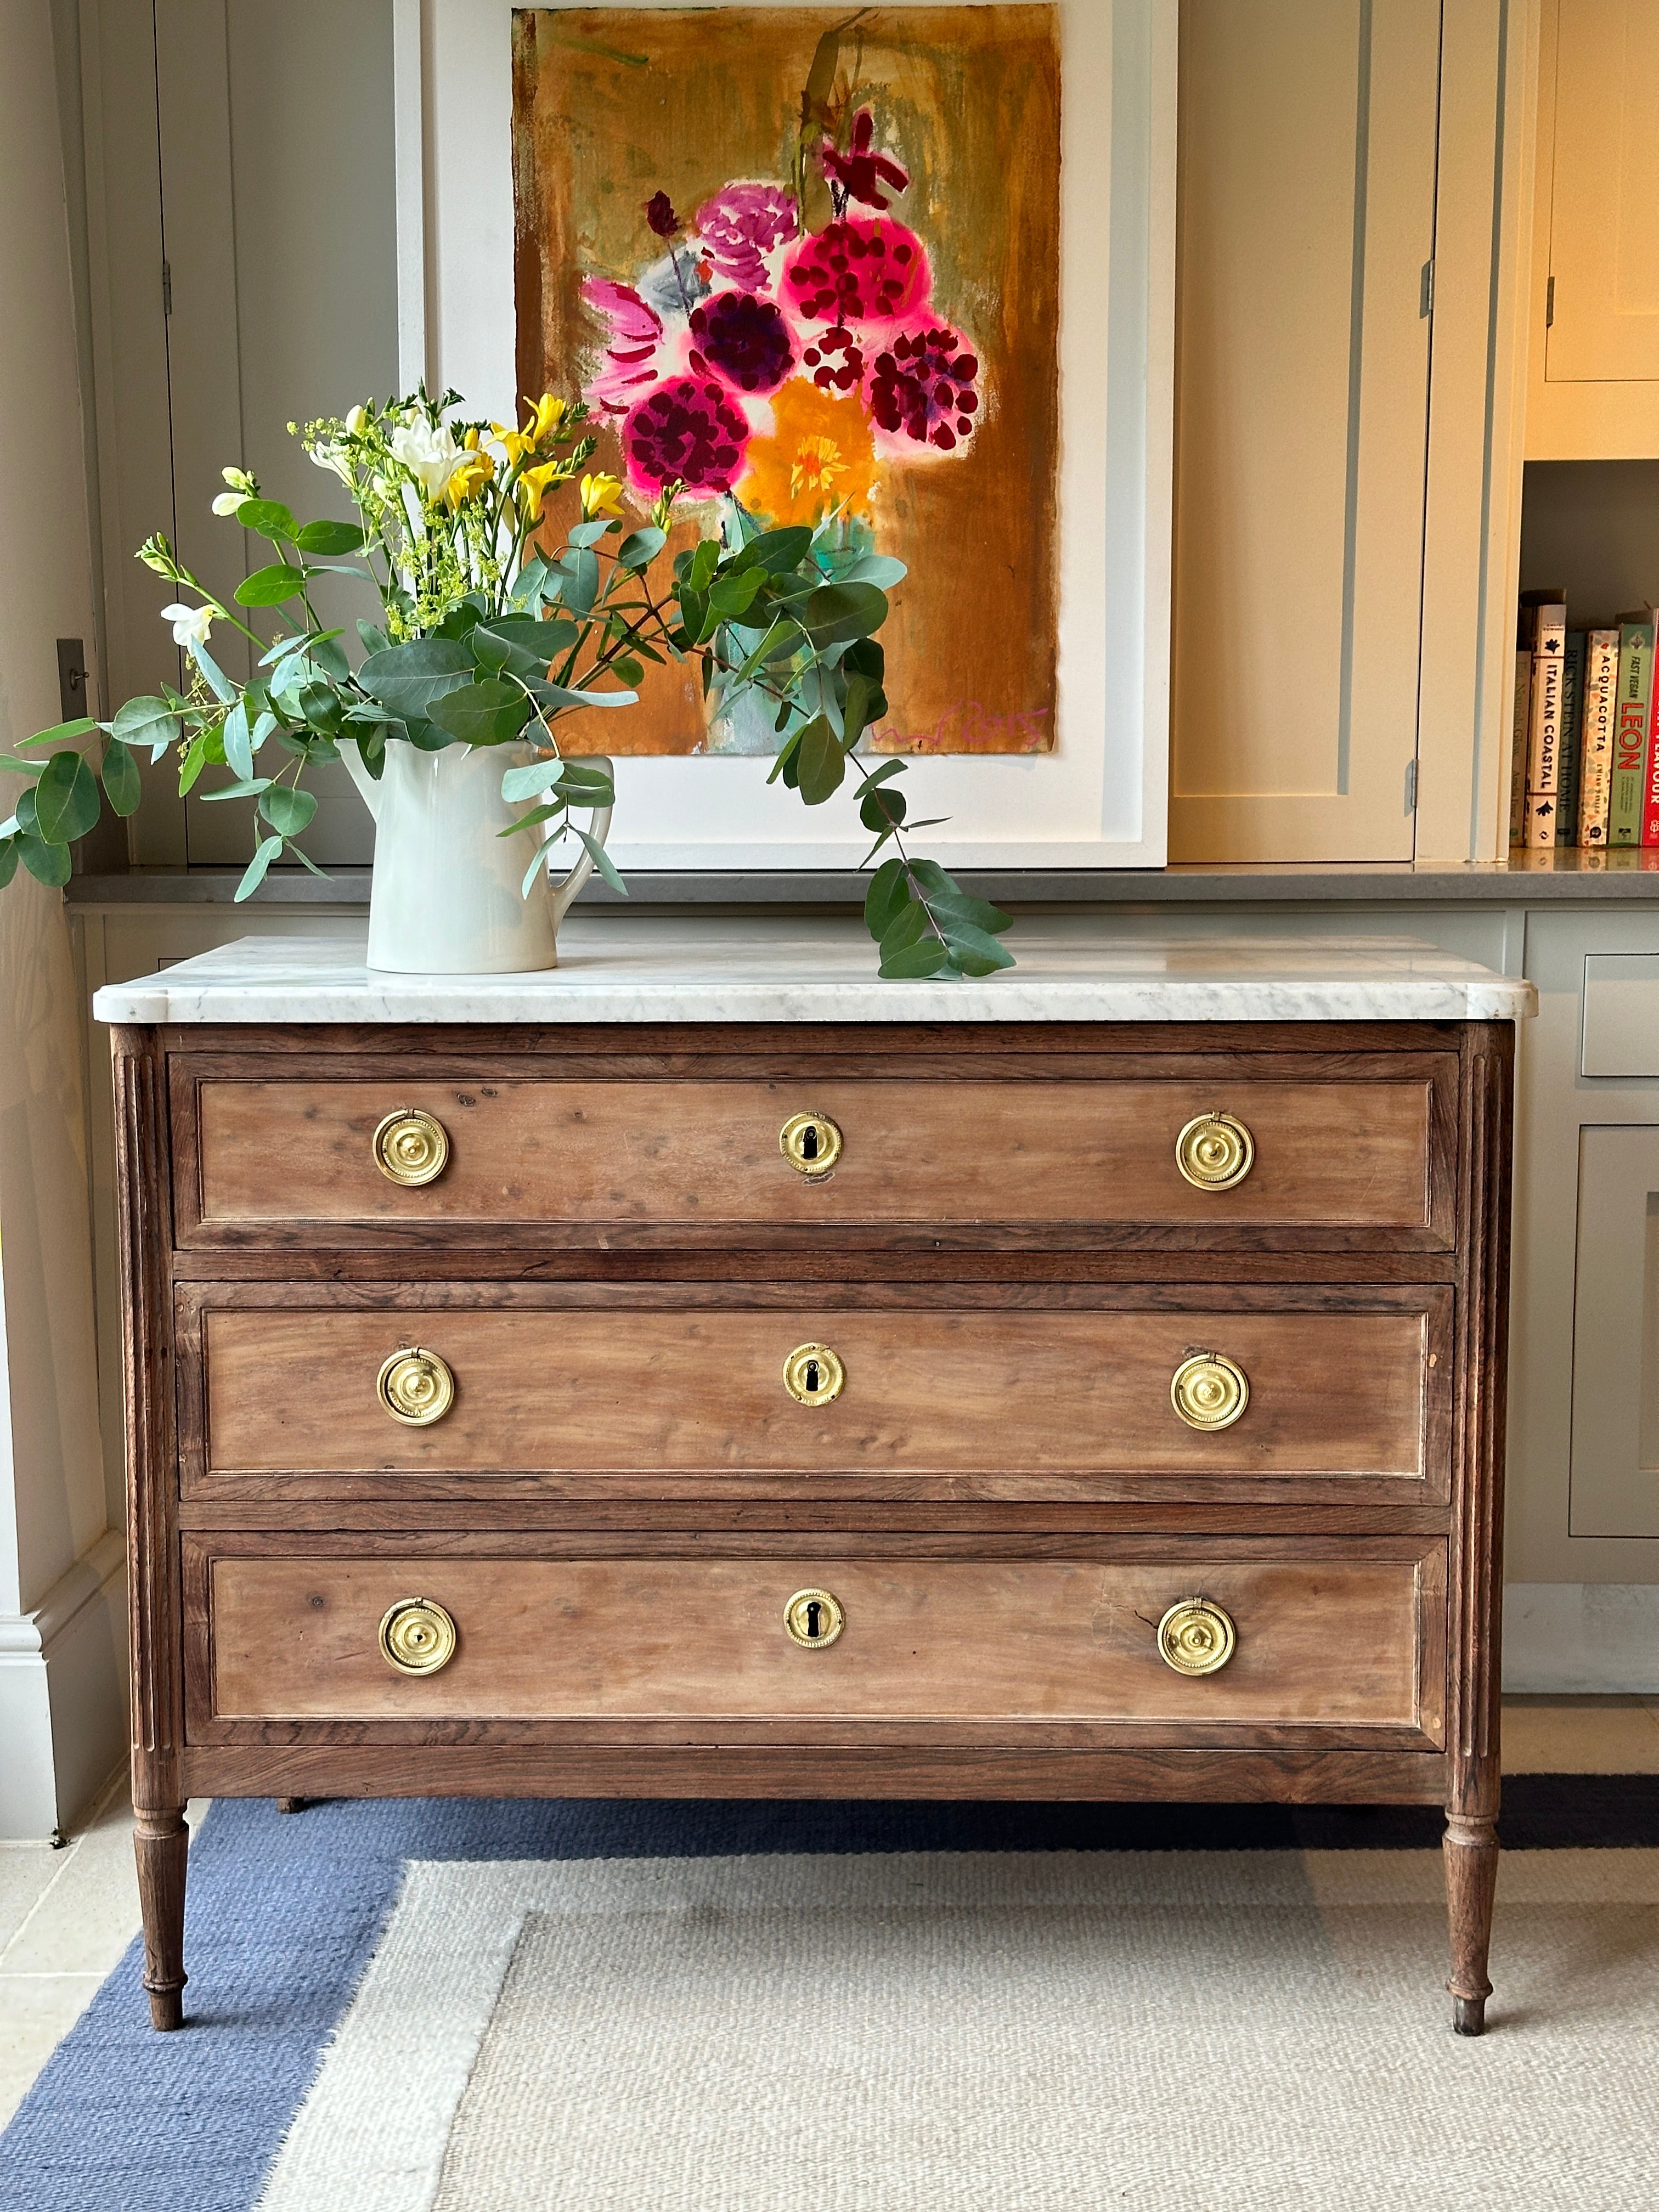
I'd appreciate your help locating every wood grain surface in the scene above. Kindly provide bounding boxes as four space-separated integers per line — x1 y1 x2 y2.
192 1300 1436 1488
203 1547 1441 1734
183 1070 1446 1242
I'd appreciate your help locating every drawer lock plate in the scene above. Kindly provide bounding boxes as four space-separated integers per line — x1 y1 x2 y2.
782 1343 845 1406
783 1588 845 1648
780 1110 843 1178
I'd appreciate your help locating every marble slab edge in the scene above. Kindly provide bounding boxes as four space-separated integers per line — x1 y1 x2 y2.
92 979 1539 1025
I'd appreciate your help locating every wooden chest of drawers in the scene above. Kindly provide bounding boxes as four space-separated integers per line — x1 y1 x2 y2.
107 999 1516 2036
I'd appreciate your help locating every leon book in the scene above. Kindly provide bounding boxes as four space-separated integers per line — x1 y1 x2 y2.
1609 615 1656 846
1643 613 1659 845
1577 628 1620 847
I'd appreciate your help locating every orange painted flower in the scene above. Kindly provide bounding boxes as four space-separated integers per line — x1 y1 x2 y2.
737 380 878 528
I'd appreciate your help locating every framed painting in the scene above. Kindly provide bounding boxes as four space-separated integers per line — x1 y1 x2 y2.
398 0 1174 871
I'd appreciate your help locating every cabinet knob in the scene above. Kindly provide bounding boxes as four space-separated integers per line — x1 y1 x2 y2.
1170 1351 1249 1431
1156 1598 1235 1677
376 1347 456 1426
373 1108 450 1186
1175 1111 1254 1190
782 1343 845 1406
783 1588 845 1647
779 1110 843 1178
378 1596 458 1675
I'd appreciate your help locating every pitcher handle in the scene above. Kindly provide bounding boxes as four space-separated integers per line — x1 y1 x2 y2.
549 756 615 927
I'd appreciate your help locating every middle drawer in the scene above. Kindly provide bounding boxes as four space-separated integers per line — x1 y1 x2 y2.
179 1285 1449 1504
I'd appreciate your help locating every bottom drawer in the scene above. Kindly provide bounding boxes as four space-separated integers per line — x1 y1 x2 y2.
190 1542 1446 1743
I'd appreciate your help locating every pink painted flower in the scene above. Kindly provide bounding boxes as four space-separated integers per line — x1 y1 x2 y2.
689 290 795 394
782 217 929 328
822 110 909 213
583 278 667 411
622 376 752 495
867 321 980 452
696 184 798 293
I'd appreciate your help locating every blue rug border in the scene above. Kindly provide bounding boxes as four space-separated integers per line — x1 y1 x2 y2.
3 1780 1655 2212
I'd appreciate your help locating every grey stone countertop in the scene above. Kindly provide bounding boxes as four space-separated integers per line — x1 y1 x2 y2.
91 917 1538 1026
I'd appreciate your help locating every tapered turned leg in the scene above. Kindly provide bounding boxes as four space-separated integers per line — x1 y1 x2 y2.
1444 1812 1499 2035
135 1808 189 2030
276 1797 304 1815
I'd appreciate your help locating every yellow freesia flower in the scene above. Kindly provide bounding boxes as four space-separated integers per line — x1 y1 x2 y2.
525 392 566 447
444 445 495 507
579 472 624 520
515 459 565 521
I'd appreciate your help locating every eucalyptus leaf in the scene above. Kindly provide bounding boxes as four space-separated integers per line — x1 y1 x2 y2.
794 716 846 806
798 582 888 650
500 757 569 803
32 750 100 843
839 554 907 588
189 640 236 703
527 679 638 712
358 638 476 721
259 785 318 836
19 718 98 751
552 760 615 803
100 738 143 816
222 699 253 780
936 919 1015 975
565 519 610 550
572 822 627 894
428 678 532 747
309 634 352 684
878 938 951 980
16 830 71 888
522 834 561 898
860 783 905 833
200 776 272 802
616 527 667 570
234 834 284 901
863 855 909 940
558 547 600 616
235 498 298 538
111 696 181 755
357 619 391 657
0 838 16 890
740 526 814 575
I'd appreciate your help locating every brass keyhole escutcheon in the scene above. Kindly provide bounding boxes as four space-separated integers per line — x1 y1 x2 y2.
783 1588 845 1648
1175 1111 1254 1191
379 1596 458 1675
1170 1351 1249 1432
1156 1598 1236 1677
780 1110 843 1179
377 1347 456 1426
373 1108 450 1187
783 1343 845 1406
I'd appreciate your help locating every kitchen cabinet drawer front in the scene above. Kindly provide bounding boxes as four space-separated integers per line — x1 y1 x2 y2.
176 1066 1452 1246
184 1291 1447 1502
194 1543 1445 1741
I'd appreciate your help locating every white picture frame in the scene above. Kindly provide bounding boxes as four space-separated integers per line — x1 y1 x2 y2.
397 0 1175 871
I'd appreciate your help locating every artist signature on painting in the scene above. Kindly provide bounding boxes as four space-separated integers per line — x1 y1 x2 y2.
871 704 1052 754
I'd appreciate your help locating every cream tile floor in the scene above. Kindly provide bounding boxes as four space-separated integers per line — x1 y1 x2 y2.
3 1698 1658 2130
0 1771 207 2129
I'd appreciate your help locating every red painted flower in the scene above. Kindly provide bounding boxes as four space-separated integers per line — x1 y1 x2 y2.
867 323 980 452
689 291 795 394
782 217 929 328
622 376 752 495
822 110 909 213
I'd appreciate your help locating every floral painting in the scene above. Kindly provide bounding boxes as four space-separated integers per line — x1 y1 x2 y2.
511 3 1060 755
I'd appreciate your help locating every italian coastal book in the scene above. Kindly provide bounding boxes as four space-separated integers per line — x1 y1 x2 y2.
1523 599 1567 849
1556 629 1586 845
1609 615 1656 845
1577 628 1620 846
1509 648 1531 848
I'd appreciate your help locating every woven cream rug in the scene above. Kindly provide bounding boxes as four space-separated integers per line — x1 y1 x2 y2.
257 1849 1659 2211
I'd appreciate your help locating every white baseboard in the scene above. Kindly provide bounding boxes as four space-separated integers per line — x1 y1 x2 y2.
0 1530 128 1838
1503 1582 1659 1694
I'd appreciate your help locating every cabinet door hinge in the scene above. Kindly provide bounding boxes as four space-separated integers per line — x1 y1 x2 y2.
162 259 173 318
1420 258 1435 317
1546 273 1555 329
1404 758 1419 815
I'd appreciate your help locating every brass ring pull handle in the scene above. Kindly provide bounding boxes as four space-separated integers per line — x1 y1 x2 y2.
1175 1111 1254 1190
1157 1598 1236 1676
379 1596 458 1675
1170 1351 1249 1432
377 1347 456 1426
373 1108 450 1187
783 1588 845 1648
780 1110 843 1178
782 1343 845 1406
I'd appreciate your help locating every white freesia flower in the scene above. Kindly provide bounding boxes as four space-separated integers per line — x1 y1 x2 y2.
213 464 257 516
390 417 463 499
211 490 245 516
309 440 353 486
345 404 369 434
160 601 214 648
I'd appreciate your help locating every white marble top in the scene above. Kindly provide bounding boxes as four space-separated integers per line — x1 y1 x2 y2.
91 918 1538 1025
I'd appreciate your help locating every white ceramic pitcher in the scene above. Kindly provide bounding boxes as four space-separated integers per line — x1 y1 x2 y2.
340 741 614 975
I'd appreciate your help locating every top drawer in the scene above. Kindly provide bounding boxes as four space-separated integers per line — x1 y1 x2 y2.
170 1049 1457 1250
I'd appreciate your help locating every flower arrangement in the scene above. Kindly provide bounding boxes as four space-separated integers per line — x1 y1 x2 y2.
0 119 1014 976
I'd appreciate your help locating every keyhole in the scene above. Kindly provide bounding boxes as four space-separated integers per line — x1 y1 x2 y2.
805 1600 822 1640
804 1358 820 1392
802 1124 819 1160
